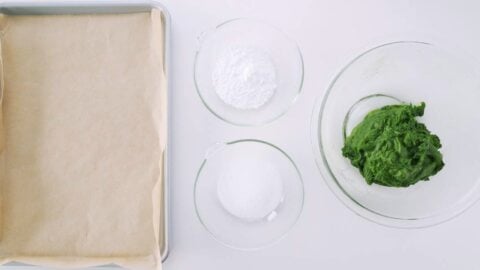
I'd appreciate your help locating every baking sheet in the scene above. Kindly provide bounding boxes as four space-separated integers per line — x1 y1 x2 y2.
0 2 169 269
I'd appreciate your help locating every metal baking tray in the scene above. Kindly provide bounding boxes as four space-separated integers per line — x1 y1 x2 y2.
0 0 171 265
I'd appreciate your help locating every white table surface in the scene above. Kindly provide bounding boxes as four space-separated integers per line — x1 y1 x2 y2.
3 1 479 270
163 0 480 269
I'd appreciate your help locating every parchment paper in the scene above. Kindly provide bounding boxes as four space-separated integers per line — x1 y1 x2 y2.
0 9 166 270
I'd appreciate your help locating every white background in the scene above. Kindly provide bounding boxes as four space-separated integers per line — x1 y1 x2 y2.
3 1 479 270
163 1 480 270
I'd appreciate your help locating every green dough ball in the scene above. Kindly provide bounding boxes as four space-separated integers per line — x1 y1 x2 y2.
342 102 444 187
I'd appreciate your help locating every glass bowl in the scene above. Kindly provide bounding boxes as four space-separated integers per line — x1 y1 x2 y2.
313 41 480 228
194 139 304 249
194 18 304 126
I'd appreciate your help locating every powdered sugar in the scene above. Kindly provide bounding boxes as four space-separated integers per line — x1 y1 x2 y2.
212 46 277 110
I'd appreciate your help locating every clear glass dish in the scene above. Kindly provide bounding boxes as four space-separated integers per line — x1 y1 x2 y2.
194 139 304 249
194 18 304 126
312 41 480 228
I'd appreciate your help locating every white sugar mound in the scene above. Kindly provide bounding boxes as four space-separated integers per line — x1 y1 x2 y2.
217 158 284 221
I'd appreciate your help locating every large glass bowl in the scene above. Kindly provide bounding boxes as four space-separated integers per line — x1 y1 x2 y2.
313 41 480 228
194 19 304 126
194 140 304 249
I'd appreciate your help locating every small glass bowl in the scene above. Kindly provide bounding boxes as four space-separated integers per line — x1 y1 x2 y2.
194 18 304 126
312 41 480 228
194 139 304 250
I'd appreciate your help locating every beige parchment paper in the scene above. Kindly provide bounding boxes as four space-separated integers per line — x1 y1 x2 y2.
0 9 166 270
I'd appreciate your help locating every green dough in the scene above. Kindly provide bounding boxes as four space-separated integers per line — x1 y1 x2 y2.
342 102 444 187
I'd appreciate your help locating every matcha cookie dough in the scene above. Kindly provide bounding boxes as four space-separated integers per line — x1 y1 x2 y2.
342 102 444 187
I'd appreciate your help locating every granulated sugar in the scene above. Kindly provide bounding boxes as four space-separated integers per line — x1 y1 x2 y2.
212 46 277 110
216 158 284 222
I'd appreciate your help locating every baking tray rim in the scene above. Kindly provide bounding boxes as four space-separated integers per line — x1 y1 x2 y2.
0 0 171 265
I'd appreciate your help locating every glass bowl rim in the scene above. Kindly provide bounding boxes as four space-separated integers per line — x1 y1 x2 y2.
311 40 480 229
194 139 305 250
193 18 305 127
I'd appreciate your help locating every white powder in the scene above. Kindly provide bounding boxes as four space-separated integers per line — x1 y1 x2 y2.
212 46 277 110
216 158 284 222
